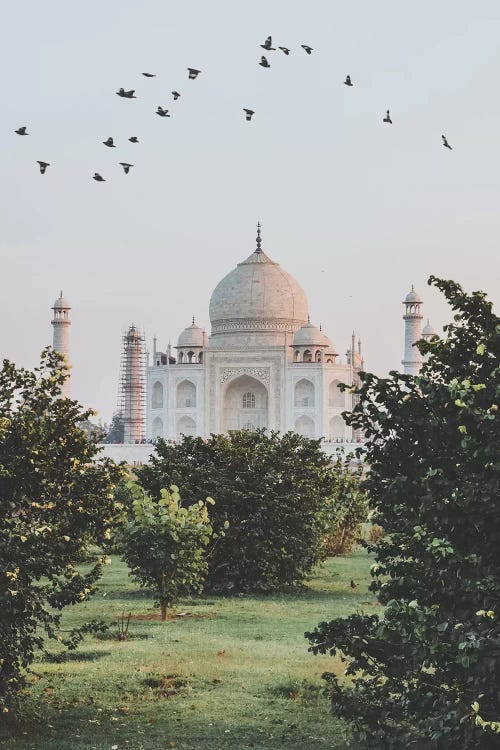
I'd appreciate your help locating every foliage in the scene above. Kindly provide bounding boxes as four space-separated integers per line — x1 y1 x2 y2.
104 411 125 443
118 485 215 619
367 524 385 543
137 429 337 592
321 455 368 556
306 277 500 748
0 349 122 713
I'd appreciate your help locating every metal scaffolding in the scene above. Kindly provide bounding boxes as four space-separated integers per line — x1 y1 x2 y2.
119 324 146 443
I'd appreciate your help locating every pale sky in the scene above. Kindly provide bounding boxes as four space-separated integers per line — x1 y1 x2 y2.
1 0 499 422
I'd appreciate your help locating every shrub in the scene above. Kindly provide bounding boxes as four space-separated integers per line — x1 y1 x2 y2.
137 430 337 592
118 485 215 619
0 349 122 713
306 278 500 749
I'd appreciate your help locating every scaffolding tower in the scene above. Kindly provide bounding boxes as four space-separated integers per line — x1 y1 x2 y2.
119 324 146 443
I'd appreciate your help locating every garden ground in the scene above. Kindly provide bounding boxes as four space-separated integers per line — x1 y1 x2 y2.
1 552 374 750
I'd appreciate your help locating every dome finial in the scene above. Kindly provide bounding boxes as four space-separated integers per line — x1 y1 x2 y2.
192 315 195 325
256 221 262 253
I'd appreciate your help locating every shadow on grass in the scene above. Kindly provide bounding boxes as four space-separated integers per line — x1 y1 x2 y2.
40 650 111 663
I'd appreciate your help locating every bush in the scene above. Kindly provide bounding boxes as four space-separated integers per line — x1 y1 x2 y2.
321 456 368 556
0 350 122 713
306 277 500 749
137 430 337 592
118 484 216 619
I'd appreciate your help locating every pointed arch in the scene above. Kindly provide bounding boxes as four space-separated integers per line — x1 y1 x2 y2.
294 378 315 408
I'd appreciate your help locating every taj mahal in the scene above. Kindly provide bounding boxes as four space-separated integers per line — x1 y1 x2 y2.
50 225 434 454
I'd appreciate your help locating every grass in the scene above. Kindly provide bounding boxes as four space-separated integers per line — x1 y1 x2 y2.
0 552 376 750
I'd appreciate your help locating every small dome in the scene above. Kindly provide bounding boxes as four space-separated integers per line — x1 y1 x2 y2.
177 321 205 348
404 285 422 304
422 319 436 337
53 291 70 309
294 321 329 347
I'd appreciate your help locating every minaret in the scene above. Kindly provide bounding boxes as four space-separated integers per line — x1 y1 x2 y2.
402 285 423 375
51 291 71 397
119 325 146 443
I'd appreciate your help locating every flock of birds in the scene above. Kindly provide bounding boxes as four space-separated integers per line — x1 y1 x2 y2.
13 34 454 181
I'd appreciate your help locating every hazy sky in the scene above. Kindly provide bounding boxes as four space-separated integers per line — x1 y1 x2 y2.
1 1 499 422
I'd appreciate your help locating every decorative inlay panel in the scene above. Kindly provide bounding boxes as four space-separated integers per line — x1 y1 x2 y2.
220 366 271 387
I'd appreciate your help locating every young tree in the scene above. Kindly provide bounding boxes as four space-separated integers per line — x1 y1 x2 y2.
321 455 368 556
0 349 122 713
137 430 338 592
306 278 500 748
118 484 215 620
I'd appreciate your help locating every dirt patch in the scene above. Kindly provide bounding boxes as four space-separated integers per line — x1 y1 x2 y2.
142 673 190 699
130 611 213 621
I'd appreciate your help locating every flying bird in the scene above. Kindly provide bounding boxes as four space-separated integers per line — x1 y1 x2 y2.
278 46 290 55
187 68 201 80
243 108 255 122
383 109 392 124
156 106 170 117
172 90 181 100
442 134 452 150
37 161 50 174
119 162 134 174
142 72 156 78
259 56 270 68
93 172 105 182
301 44 313 54
128 136 139 143
260 36 276 51
15 126 28 135
116 88 136 98
344 75 353 87
103 137 116 147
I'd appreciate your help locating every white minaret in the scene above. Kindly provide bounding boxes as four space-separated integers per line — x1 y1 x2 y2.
402 286 423 375
51 291 71 397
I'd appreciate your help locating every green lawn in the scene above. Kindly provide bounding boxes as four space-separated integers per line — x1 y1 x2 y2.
1 552 376 750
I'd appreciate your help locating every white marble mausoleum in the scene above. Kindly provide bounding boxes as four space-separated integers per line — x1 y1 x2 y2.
145 227 364 443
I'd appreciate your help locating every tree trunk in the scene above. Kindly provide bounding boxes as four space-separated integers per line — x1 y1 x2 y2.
161 601 167 621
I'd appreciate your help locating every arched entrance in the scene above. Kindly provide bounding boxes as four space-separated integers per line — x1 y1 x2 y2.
295 415 315 438
222 375 268 433
152 416 163 439
177 415 196 438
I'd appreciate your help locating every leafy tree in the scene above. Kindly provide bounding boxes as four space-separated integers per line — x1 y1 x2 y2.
137 429 337 592
321 455 368 556
104 411 124 443
306 278 500 749
0 349 122 713
118 484 216 619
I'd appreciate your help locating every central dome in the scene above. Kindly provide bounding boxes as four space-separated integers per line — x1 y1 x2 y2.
209 231 308 347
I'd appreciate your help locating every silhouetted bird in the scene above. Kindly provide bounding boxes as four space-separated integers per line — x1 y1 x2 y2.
187 68 201 80
93 172 105 182
142 72 156 77
156 106 170 117
344 75 353 87
172 91 181 100
301 44 313 54
103 137 116 147
350 579 358 589
116 88 136 98
442 134 452 150
278 46 290 55
128 136 139 143
15 126 28 135
243 108 255 121
259 56 270 68
383 109 392 124
37 161 50 174
261 36 276 51
119 162 134 174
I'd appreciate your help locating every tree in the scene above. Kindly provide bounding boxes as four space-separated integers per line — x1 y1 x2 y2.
306 278 500 748
0 349 122 713
118 484 216 620
321 455 368 556
137 429 337 592
104 411 124 443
